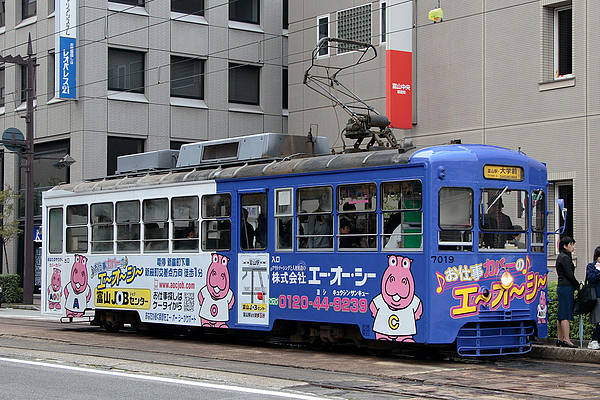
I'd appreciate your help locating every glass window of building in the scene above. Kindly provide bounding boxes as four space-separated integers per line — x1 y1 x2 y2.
380 2 387 43
229 63 260 105
107 136 144 176
317 15 329 57
108 48 145 93
0 68 5 108
229 0 259 24
0 0 5 27
337 4 371 53
109 0 145 6
282 0 288 29
282 68 288 109
172 0 203 15
47 52 55 100
554 6 572 78
22 0 36 20
171 56 204 99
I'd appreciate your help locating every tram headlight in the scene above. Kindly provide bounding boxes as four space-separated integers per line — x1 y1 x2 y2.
500 271 514 290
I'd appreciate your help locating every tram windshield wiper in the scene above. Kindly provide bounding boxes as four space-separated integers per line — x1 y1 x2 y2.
485 186 509 214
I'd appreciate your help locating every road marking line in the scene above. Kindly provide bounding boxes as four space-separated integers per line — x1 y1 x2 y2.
0 356 329 400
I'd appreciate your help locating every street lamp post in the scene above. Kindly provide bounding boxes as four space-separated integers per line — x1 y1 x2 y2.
0 35 37 304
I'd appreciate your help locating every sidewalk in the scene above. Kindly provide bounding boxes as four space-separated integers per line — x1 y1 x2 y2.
1 302 599 363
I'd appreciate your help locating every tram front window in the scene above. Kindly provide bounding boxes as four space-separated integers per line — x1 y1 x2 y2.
479 188 528 251
438 188 473 251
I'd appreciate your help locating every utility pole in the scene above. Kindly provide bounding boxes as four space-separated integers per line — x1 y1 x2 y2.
0 34 37 304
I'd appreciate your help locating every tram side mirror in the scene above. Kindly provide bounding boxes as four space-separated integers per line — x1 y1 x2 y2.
551 198 567 235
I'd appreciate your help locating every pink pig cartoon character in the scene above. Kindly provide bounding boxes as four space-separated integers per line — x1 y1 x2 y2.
198 253 234 328
369 255 422 342
537 291 547 324
63 255 92 317
48 268 62 310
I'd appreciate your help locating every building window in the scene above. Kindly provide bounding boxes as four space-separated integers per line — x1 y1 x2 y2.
22 0 36 20
282 0 288 29
171 0 203 15
48 0 54 15
108 48 145 93
282 68 288 109
48 52 55 100
554 6 572 78
107 136 144 176
229 0 259 24
109 0 144 6
171 56 204 99
380 1 387 43
1 0 5 27
337 4 372 54
21 65 28 103
229 63 260 105
0 68 5 108
317 15 329 57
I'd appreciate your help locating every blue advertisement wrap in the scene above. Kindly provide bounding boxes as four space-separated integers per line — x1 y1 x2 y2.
59 36 76 99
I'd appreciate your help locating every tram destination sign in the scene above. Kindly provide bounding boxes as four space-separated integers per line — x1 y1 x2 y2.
483 165 524 181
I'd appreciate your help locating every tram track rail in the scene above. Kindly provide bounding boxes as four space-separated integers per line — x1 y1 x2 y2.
0 316 588 399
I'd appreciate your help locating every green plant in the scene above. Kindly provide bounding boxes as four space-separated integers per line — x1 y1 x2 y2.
0 187 22 274
0 274 23 303
547 281 595 340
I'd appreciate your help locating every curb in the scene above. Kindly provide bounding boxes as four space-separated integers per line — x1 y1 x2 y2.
530 344 600 363
0 303 40 311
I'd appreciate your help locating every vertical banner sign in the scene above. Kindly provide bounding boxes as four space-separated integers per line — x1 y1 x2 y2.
55 0 77 99
238 253 270 326
386 0 412 129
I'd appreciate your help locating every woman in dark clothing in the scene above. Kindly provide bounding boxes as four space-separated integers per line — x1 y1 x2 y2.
585 246 600 349
555 236 578 348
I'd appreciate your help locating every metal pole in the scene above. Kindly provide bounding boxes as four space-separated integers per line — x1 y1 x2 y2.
22 35 35 305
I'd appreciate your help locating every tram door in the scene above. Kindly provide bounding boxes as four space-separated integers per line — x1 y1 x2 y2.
239 192 268 251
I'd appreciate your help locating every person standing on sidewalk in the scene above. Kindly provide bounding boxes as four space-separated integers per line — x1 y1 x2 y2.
556 236 578 348
585 246 600 350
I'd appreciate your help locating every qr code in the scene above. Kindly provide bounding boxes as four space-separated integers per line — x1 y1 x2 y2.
184 292 194 312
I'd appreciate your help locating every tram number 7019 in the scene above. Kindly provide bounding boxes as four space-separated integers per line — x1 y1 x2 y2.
431 255 455 264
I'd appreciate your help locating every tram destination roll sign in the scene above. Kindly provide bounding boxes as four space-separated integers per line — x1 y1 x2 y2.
483 164 524 181
55 0 77 99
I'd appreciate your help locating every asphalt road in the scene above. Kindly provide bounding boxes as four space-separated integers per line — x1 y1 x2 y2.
0 308 598 399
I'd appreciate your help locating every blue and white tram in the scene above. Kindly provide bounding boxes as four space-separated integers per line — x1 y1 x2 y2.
41 141 549 356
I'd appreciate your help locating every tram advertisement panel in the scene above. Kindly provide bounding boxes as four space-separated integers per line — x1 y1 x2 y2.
269 253 424 342
432 254 548 338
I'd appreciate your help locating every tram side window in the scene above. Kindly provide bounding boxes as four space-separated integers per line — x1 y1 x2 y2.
338 183 377 250
201 194 231 251
479 189 528 251
275 188 293 251
382 180 423 250
143 198 169 252
48 208 63 254
531 190 546 253
297 186 333 250
91 203 114 254
240 193 267 250
116 200 140 253
66 204 88 253
172 196 199 252
438 188 473 251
